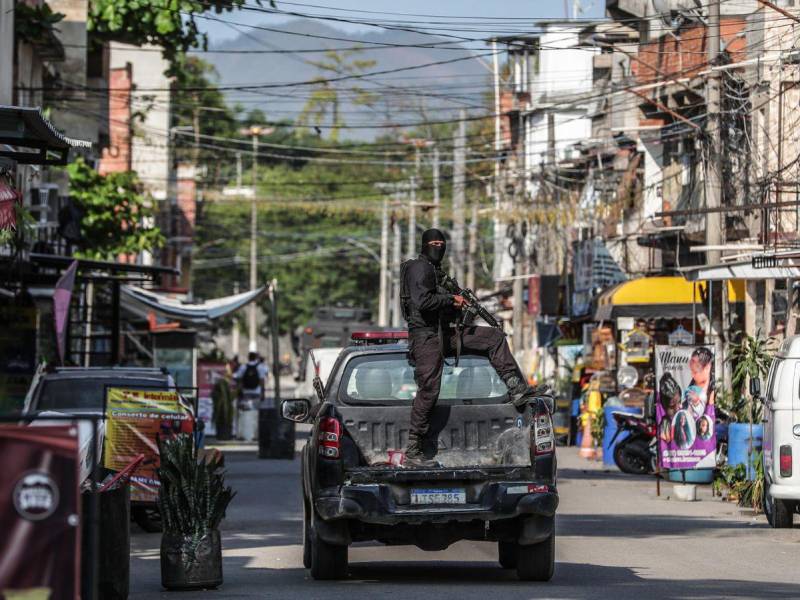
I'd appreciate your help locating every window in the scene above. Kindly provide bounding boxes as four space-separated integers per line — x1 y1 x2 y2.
338 353 508 406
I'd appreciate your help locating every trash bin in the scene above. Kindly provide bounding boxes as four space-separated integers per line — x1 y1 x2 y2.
81 482 131 600
258 397 295 459
728 423 763 480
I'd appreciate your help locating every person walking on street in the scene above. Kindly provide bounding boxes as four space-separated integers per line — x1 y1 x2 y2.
400 228 550 468
234 351 268 442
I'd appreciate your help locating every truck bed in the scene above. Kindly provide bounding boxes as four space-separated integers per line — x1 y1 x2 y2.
338 403 532 469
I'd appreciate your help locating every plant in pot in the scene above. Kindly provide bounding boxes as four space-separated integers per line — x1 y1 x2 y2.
727 334 772 478
158 434 235 590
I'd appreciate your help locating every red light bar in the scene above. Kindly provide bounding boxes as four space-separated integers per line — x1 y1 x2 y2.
350 330 409 344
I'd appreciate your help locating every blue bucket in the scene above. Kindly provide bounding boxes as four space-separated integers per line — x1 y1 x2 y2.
602 405 641 467
667 468 714 483
727 422 763 480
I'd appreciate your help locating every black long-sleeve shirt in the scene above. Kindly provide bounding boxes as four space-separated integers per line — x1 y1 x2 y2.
402 256 453 330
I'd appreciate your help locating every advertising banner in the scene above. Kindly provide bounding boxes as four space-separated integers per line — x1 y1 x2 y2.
103 388 192 503
0 425 80 600
655 345 717 470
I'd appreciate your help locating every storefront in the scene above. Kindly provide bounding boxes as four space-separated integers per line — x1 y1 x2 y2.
591 276 744 400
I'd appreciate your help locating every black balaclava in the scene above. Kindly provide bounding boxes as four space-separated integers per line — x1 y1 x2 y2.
420 228 446 265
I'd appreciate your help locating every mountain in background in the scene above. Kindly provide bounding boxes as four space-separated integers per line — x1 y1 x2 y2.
197 19 491 140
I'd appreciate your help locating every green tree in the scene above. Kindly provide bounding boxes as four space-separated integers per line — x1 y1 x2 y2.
66 158 164 260
87 0 259 74
297 50 377 142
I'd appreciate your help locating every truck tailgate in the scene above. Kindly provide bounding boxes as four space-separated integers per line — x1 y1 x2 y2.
338 403 531 468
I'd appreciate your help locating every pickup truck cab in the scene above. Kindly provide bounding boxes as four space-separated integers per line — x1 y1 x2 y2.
282 331 558 581
762 335 800 527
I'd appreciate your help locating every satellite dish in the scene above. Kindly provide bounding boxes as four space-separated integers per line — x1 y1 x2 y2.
618 366 639 390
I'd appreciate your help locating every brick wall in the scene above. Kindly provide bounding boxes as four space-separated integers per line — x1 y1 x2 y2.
98 64 131 175
634 17 748 84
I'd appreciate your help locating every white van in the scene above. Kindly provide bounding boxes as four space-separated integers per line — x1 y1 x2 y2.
762 335 800 528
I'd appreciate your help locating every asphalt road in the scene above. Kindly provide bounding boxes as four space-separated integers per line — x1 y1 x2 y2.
130 441 800 599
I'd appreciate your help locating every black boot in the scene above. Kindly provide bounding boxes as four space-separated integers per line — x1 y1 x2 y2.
503 375 553 410
404 435 439 469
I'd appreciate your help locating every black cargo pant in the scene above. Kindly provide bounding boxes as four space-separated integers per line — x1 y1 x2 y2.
408 325 521 438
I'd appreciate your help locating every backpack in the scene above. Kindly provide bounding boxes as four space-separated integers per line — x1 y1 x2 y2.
242 363 261 389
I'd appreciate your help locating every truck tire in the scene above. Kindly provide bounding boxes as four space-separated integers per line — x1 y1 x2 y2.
516 534 555 582
764 482 793 529
309 527 348 580
498 541 518 569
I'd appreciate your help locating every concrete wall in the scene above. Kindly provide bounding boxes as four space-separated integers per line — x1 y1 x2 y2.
0 0 13 105
110 43 172 201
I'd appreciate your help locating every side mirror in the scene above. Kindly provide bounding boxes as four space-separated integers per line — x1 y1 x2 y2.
281 398 310 423
750 377 761 398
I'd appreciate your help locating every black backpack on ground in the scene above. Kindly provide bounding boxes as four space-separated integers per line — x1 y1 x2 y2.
242 363 261 389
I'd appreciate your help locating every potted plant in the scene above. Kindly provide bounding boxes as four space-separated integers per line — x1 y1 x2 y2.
727 335 772 478
158 434 235 590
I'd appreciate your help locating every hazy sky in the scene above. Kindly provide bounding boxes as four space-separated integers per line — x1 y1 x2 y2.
199 0 606 43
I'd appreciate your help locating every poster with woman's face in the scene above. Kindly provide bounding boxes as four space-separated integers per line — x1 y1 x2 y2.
655 346 716 470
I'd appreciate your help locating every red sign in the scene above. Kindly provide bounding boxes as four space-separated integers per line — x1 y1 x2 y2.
528 275 541 317
0 425 80 599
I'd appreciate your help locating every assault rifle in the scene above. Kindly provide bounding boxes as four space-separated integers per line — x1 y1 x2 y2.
437 271 503 331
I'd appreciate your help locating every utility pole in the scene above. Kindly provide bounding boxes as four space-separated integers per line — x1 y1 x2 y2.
249 130 259 351
705 0 725 385
391 200 402 328
231 281 240 357
467 202 478 290
492 39 504 283
378 198 390 326
453 110 467 283
239 125 273 351
432 145 441 229
407 176 417 259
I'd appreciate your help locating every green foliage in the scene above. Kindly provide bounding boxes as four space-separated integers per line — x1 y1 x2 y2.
297 50 378 142
715 450 764 512
195 201 380 335
727 334 772 423
87 0 254 74
157 433 236 538
14 1 65 46
590 406 605 447
66 157 164 260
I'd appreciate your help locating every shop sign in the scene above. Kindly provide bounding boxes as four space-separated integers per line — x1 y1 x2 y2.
655 345 717 470
104 388 192 503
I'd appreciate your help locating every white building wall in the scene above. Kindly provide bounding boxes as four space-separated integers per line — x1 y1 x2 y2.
110 43 172 201
534 26 596 100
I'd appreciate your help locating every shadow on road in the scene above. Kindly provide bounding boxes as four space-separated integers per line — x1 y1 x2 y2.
556 512 756 537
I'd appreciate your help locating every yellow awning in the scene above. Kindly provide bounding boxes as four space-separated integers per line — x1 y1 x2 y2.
595 276 743 321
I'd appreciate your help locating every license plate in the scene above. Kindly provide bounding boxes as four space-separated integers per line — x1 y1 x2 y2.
410 488 466 505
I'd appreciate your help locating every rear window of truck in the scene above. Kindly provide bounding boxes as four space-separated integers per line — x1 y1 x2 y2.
338 353 508 406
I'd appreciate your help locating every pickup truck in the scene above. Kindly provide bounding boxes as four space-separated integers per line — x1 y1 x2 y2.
281 331 558 582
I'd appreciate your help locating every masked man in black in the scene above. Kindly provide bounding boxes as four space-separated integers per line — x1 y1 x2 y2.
401 228 549 468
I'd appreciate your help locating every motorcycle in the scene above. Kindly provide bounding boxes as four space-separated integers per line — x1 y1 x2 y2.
610 411 657 475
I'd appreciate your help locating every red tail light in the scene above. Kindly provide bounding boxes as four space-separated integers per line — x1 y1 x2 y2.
533 407 555 455
780 445 792 478
318 417 342 459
